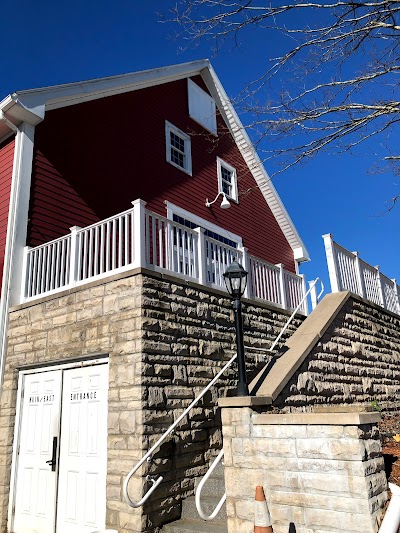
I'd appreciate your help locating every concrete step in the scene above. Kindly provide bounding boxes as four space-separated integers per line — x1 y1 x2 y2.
161 460 228 533
194 463 226 497
162 518 228 533
182 495 226 524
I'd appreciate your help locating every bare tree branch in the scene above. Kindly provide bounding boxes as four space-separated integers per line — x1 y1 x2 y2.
167 0 400 180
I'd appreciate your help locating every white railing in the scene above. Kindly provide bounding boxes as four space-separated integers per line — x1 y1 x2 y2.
145 211 199 279
21 199 307 314
323 234 400 315
204 235 242 289
248 255 307 313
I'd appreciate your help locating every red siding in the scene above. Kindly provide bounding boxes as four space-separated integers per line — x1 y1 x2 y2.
0 137 15 286
31 77 295 271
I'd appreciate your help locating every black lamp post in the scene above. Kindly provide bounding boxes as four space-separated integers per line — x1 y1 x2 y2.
223 261 249 396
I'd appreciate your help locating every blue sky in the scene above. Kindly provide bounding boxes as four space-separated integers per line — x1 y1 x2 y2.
1 0 398 295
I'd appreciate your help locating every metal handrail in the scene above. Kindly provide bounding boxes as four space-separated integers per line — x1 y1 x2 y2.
124 277 324 510
268 277 323 354
194 277 325 520
195 449 226 520
123 354 237 508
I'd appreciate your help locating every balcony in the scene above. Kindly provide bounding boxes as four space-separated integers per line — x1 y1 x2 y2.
20 200 308 314
323 234 400 315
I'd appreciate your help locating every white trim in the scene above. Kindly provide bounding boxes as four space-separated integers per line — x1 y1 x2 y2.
8 357 109 532
217 157 238 203
165 121 192 176
165 201 243 246
9 60 210 113
0 122 35 394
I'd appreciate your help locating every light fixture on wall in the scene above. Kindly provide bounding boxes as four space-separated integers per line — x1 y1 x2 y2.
205 191 231 209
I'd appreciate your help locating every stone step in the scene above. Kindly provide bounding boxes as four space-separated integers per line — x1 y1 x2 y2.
162 518 228 533
182 495 226 524
194 463 226 497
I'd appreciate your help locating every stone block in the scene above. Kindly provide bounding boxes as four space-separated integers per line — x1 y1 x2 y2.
304 506 375 532
295 437 363 460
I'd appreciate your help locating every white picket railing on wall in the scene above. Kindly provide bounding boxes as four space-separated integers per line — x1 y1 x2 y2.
21 199 308 314
323 234 400 316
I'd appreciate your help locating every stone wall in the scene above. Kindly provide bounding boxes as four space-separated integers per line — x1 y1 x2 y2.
137 273 303 530
253 292 400 412
0 274 146 533
0 269 303 533
220 406 388 533
279 295 400 411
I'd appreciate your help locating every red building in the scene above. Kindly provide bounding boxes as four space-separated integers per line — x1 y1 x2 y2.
0 60 309 532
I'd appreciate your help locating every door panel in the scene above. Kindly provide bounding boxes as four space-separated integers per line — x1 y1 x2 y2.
56 365 108 533
13 370 62 533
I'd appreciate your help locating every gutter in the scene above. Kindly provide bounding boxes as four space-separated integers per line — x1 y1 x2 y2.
0 111 18 134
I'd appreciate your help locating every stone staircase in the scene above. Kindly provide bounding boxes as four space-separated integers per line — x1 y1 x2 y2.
161 462 228 533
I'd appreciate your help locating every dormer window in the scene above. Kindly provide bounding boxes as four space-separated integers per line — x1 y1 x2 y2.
166 121 192 175
217 157 238 202
188 79 217 135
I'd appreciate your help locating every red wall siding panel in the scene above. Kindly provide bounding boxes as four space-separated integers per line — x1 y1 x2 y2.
0 137 15 286
31 78 296 271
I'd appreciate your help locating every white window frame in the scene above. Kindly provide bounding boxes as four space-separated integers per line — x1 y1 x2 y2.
165 121 192 176
165 201 243 246
217 157 238 202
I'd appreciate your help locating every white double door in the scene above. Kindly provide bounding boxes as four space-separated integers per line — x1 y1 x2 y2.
13 364 108 533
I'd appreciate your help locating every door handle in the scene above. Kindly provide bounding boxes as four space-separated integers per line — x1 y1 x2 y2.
45 436 58 471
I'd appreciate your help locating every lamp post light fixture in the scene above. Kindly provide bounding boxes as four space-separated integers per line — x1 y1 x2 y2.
223 261 249 396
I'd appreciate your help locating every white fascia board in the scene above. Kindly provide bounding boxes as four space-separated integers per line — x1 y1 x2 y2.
201 65 310 262
14 59 211 112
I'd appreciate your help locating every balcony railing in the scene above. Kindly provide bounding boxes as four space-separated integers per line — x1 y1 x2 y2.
323 234 400 315
21 200 308 314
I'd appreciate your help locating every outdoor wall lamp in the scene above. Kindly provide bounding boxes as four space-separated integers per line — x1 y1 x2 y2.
205 191 231 209
223 261 249 396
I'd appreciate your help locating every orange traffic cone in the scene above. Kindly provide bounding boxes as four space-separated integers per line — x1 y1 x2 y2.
254 486 273 533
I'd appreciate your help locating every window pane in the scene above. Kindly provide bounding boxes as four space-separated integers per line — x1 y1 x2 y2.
221 166 233 196
171 148 185 168
170 132 185 153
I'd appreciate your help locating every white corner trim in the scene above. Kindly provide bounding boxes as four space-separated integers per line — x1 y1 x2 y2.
0 122 36 392
165 201 243 245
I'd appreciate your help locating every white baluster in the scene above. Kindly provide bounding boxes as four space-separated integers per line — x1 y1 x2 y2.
239 246 250 299
301 274 308 315
20 246 30 302
352 251 366 298
69 226 82 287
322 233 341 292
276 263 287 310
375 266 387 309
392 279 400 315
132 199 147 268
194 227 206 285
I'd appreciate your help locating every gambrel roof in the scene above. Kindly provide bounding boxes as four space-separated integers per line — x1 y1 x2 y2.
0 59 309 261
